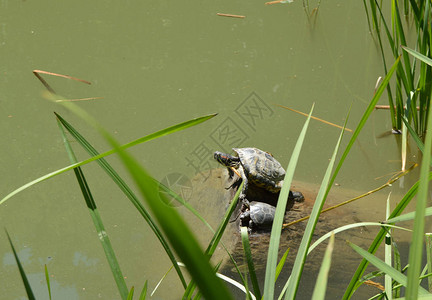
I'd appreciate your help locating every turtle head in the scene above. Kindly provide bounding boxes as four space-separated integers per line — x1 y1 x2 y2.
214 151 239 167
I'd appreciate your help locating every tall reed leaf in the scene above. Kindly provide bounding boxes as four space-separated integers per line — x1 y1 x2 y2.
402 46 432 68
0 113 217 206
311 233 335 300
182 185 242 299
241 227 261 299
405 97 432 299
111 143 233 299
56 113 186 288
5 230 35 300
348 241 430 295
342 172 432 299
45 265 52 300
263 105 313 300
57 119 129 299
284 112 345 300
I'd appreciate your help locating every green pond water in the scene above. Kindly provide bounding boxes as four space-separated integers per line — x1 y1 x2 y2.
0 0 426 299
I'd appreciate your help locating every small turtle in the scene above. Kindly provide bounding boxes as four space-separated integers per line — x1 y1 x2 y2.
214 148 286 206
240 201 276 231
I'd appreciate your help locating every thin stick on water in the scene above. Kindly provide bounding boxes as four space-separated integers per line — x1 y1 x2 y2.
275 104 353 132
216 13 245 18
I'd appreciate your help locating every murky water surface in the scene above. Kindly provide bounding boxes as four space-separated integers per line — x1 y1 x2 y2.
1 0 425 299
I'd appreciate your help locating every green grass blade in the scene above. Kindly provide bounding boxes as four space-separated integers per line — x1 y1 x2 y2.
0 113 217 206
385 205 432 223
402 46 432 67
284 115 345 300
56 114 187 288
348 241 430 294
109 143 233 299
205 183 241 256
342 173 430 299
263 104 314 300
275 248 290 282
311 233 335 300
5 230 35 300
183 185 243 299
392 0 414 92
426 234 432 292
241 227 261 299
57 119 129 299
385 194 393 300
139 281 148 300
402 115 424 152
406 95 432 299
309 223 410 255
45 264 52 300
393 240 402 298
127 287 134 300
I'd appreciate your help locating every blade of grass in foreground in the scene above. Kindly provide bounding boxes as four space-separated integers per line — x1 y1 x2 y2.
276 248 290 282
406 95 432 299
402 46 432 67
348 241 430 295
127 287 134 300
241 227 261 299
5 230 35 300
284 113 345 300
113 147 233 299
182 185 242 299
384 194 392 300
139 281 148 300
57 119 129 299
45 265 52 300
263 105 314 300
342 172 432 299
0 113 217 206
311 233 335 300
56 113 187 288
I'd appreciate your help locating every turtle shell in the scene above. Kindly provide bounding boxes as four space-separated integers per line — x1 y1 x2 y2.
249 201 276 226
233 148 285 192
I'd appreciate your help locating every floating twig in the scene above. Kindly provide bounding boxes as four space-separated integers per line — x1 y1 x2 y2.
363 280 385 291
32 70 97 100
276 104 353 132
217 13 245 19
265 0 293 4
55 97 104 103
282 163 418 228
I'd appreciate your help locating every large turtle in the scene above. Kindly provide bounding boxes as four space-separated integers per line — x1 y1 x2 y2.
214 148 288 207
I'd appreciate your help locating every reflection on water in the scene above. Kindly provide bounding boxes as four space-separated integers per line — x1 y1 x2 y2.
0 0 422 298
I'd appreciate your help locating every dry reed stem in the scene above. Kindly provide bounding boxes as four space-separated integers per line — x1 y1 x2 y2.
33 70 91 85
55 97 104 102
276 104 353 132
363 280 385 291
216 13 245 18
32 70 98 101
